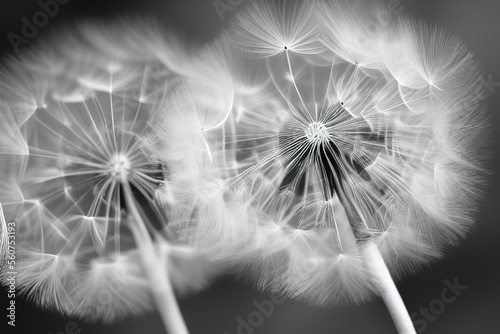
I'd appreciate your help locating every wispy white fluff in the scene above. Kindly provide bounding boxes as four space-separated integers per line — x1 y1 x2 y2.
0 20 216 324
1 0 488 325
316 0 387 68
231 0 325 57
153 0 488 306
0 102 28 155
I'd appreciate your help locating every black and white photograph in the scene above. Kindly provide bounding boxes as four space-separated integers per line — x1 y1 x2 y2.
0 1 499 333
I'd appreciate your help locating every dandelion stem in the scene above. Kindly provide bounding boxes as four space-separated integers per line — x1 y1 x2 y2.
121 179 189 334
362 243 416 334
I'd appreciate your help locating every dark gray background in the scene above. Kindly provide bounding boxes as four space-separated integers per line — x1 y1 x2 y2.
0 0 499 333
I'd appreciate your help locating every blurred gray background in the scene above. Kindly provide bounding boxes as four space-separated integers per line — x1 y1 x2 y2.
0 0 499 333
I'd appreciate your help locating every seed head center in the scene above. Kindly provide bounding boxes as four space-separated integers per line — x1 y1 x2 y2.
305 122 329 144
109 153 131 179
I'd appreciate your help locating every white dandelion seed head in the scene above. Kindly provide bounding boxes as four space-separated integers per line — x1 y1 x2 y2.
305 121 330 144
0 19 217 322
152 0 489 307
108 153 132 180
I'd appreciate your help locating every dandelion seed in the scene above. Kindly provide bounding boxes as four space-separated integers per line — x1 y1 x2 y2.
231 0 325 57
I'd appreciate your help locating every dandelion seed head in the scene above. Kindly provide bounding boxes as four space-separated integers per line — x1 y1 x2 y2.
305 122 330 144
108 153 131 179
0 19 216 323
155 0 489 308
